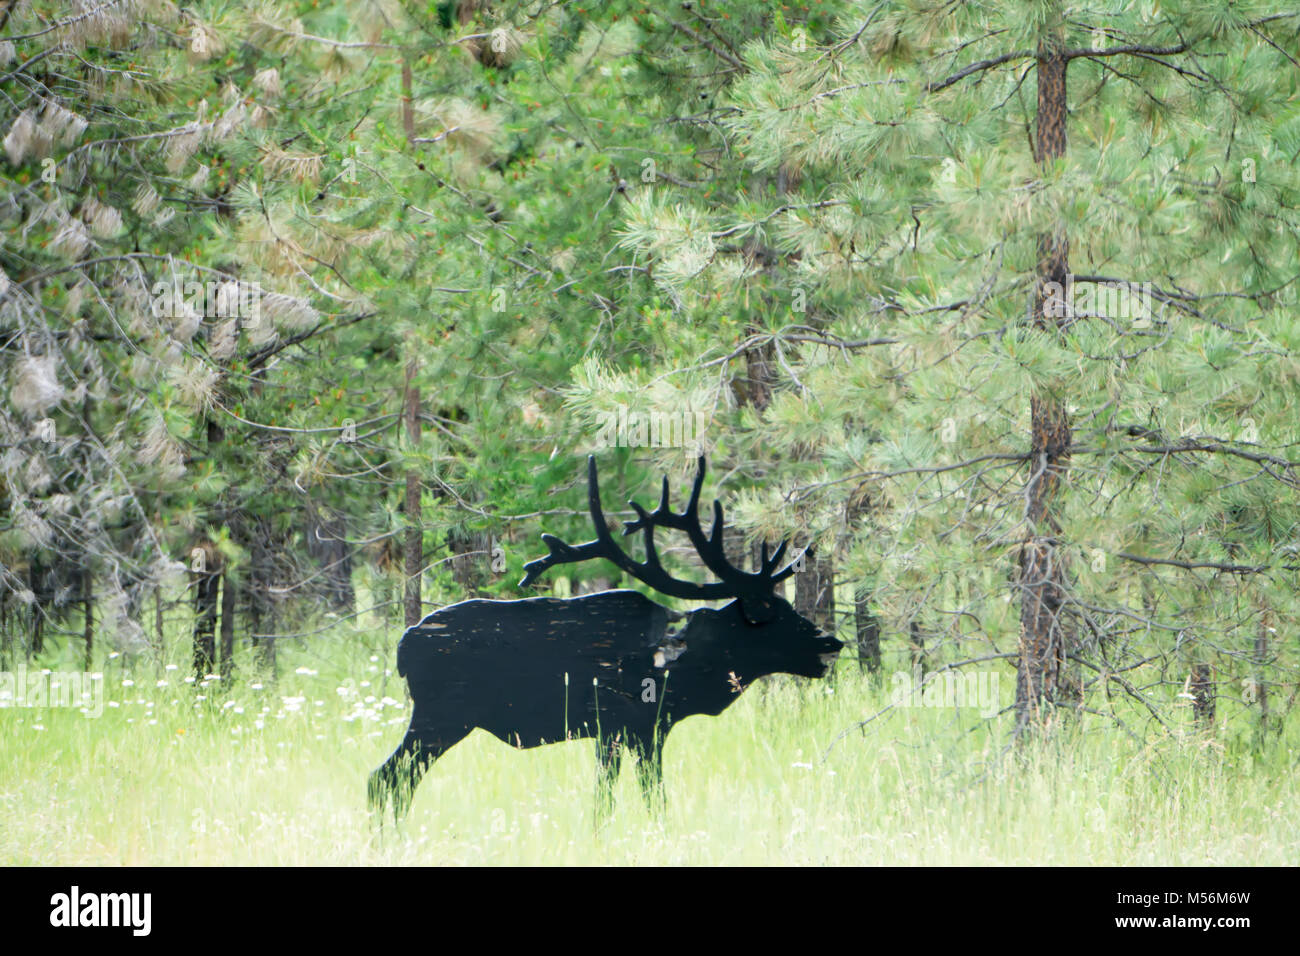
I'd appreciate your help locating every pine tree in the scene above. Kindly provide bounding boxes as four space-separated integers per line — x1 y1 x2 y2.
612 0 1300 732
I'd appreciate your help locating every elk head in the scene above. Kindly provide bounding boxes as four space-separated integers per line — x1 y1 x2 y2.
520 456 842 679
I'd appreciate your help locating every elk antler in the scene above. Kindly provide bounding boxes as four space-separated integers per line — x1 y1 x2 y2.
520 456 803 622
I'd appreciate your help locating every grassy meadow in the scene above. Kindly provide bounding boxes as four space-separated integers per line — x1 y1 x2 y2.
2 610 1296 866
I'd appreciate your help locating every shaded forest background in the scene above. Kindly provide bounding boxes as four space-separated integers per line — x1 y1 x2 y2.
2 0 1299 742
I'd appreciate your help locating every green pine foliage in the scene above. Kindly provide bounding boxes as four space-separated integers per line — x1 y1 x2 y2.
2 0 1298 857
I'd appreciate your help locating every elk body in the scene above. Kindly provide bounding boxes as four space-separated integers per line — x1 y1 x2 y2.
369 457 843 819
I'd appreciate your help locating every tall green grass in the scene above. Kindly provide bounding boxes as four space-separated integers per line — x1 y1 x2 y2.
1 626 1296 865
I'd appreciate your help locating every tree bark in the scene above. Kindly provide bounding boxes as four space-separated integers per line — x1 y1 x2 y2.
80 395 93 670
192 543 220 680
733 328 775 411
1191 663 1215 726
82 566 93 671
1015 28 1079 731
29 562 45 656
306 502 356 613
403 353 423 628
795 553 836 638
847 497 881 673
399 64 423 628
449 529 489 598
193 416 226 680
909 619 926 683
154 585 164 660
219 565 236 680
248 517 276 675
1254 610 1271 731
855 592 881 674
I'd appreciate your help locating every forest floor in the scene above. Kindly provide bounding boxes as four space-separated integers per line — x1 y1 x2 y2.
2 626 1296 865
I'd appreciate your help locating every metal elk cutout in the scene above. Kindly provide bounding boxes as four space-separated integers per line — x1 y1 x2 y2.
369 456 843 820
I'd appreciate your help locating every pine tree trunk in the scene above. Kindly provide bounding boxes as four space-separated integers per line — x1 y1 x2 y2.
399 70 423 628
734 329 775 411
244 368 274 675
306 503 356 613
248 520 276 676
29 563 44 657
855 591 881 674
192 545 220 680
1015 28 1079 731
450 529 492 598
153 475 165 659
194 416 225 680
1254 611 1270 732
403 354 422 628
219 566 236 680
795 553 835 638
80 396 93 670
1 601 10 667
1191 663 1215 726
847 497 881 673
909 620 926 683
82 566 93 671
154 585 164 659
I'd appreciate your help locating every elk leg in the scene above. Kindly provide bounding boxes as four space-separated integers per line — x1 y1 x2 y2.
369 727 457 821
368 731 423 821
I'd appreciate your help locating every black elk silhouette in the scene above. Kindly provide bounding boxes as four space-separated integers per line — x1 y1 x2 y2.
369 456 843 819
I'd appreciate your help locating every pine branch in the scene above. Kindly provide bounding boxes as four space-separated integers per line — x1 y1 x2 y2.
669 20 746 72
925 51 1034 93
1115 553 1268 574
